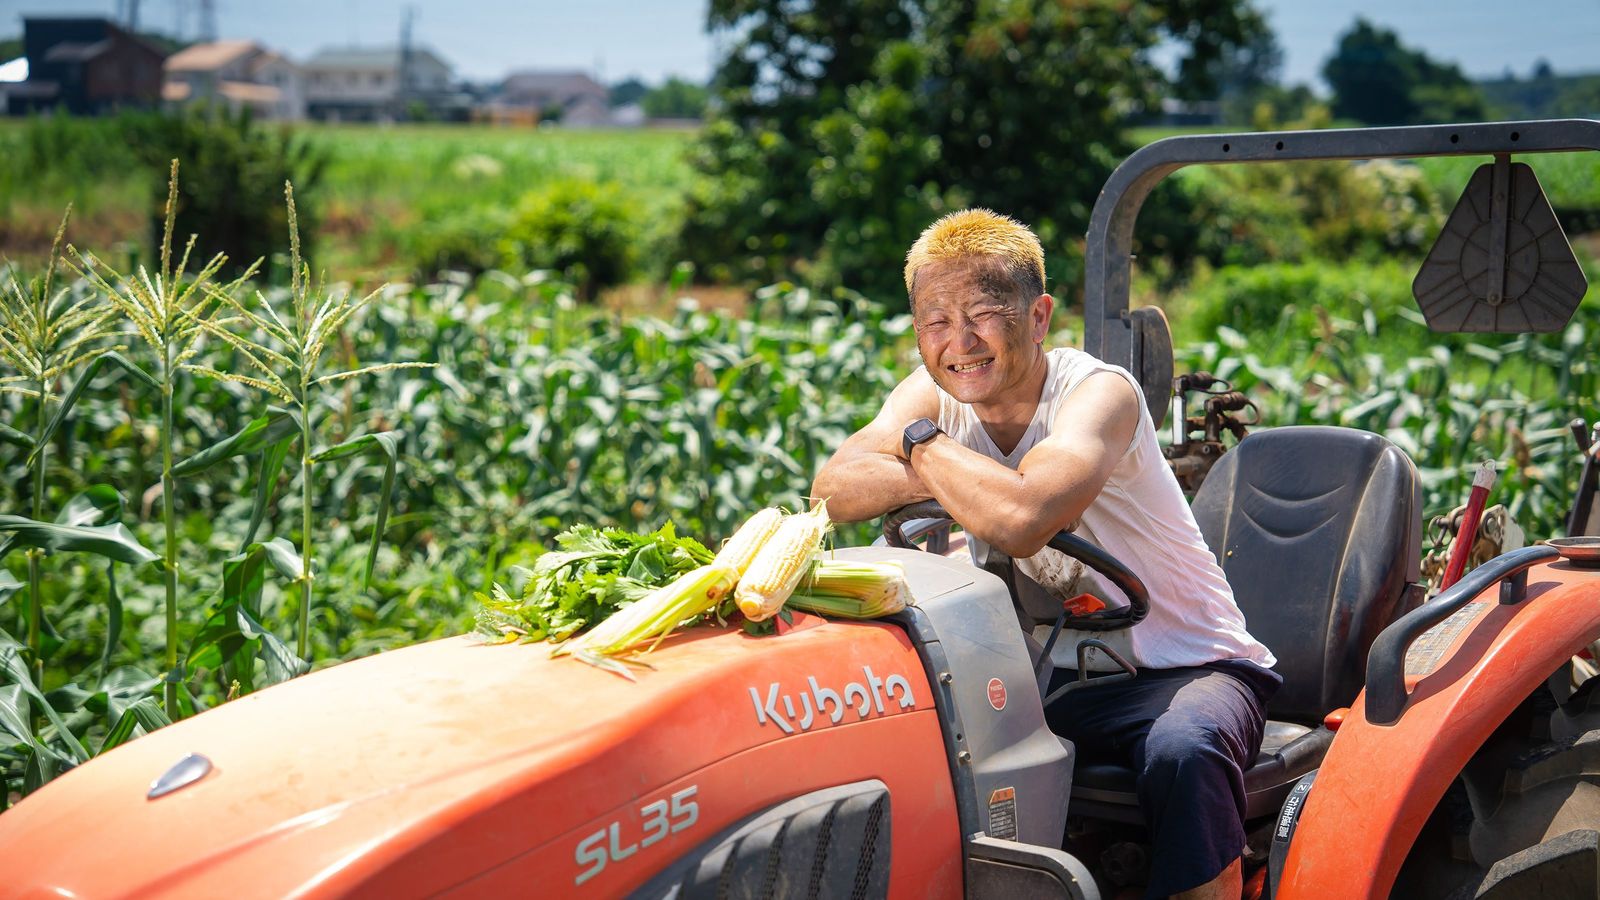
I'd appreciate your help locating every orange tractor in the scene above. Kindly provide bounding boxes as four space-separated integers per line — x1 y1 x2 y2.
3 119 1600 900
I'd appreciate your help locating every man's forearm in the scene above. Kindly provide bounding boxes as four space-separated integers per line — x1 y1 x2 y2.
908 436 1090 557
811 451 932 523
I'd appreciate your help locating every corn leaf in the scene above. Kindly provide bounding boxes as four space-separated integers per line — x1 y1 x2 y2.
97 561 123 683
0 632 89 763
0 683 34 748
0 516 159 567
26 352 156 468
173 407 299 477
0 485 124 562
98 697 169 755
242 435 295 551
313 431 400 589
186 539 306 692
0 423 32 450
55 485 125 527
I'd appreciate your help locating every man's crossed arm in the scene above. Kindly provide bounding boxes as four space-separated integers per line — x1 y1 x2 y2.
810 368 1139 559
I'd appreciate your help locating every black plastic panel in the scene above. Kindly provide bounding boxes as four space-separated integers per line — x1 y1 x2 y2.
633 781 891 900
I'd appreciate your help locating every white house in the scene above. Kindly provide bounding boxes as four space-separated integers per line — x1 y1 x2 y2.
301 45 454 121
163 40 304 120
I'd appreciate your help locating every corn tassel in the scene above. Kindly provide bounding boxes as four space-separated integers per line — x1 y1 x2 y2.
713 507 785 577
736 501 830 622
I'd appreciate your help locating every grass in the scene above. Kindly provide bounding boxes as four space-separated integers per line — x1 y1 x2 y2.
299 124 696 277
0 122 699 281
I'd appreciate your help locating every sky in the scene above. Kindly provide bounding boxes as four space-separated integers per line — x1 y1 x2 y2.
1 0 1596 87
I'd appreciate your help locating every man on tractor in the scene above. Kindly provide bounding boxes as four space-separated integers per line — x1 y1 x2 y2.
813 208 1280 899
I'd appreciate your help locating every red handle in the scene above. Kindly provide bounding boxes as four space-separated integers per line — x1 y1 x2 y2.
1440 462 1498 590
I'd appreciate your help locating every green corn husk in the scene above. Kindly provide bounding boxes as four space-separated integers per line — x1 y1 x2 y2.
559 563 739 671
786 560 912 619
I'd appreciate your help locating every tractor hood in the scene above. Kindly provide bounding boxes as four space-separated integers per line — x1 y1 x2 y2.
0 619 936 898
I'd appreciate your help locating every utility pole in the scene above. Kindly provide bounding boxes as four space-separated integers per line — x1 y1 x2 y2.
126 0 141 32
199 0 219 42
397 5 416 119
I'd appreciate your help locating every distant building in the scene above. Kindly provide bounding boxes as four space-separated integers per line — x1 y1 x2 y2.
0 56 26 112
6 17 166 115
164 40 304 120
492 70 611 126
301 45 460 121
1147 97 1222 127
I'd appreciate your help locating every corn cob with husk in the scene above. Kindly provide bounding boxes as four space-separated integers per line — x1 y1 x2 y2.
713 507 785 576
559 563 738 675
786 559 912 619
736 501 831 622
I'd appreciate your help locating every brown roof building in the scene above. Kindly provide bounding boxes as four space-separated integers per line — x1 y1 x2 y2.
492 70 612 127
6 17 166 115
164 40 304 120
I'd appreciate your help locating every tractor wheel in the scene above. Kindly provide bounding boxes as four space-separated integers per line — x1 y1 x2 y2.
1394 679 1600 899
1467 728 1600 867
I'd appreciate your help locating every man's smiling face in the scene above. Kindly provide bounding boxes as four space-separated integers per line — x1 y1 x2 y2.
911 255 1052 406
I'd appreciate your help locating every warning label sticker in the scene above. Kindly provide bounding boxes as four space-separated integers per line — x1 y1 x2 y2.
1404 602 1488 679
987 787 1018 840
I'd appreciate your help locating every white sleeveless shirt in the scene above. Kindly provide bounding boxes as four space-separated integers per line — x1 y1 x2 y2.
933 347 1275 672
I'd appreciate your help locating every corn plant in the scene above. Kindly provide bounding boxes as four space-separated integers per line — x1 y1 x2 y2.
0 209 160 696
178 183 431 663
0 215 167 791
71 162 258 717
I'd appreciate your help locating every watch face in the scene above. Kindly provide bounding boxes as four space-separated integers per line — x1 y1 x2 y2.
906 418 939 443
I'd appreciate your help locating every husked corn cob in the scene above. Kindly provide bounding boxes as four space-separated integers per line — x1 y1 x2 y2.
561 563 739 661
736 501 831 622
787 560 912 618
713 507 785 576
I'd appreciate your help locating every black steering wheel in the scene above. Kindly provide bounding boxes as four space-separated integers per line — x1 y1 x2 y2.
883 499 1151 696
883 499 1150 630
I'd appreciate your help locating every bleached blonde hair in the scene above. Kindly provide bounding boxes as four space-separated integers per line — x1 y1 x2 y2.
903 208 1046 300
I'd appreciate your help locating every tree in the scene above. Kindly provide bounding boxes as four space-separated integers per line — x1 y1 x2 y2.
1323 18 1485 125
641 77 708 119
682 0 1272 302
609 77 648 108
1203 25 1287 122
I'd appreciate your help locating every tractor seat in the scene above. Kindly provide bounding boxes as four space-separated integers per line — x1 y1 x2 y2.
1068 426 1422 825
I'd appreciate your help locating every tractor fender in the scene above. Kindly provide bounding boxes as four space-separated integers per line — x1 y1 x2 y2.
1277 560 1600 899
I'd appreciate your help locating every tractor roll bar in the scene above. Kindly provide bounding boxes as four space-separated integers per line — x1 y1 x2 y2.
1364 544 1560 725
1083 118 1600 370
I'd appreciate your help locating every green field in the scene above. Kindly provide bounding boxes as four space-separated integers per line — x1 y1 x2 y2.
0 121 698 283
300 125 696 277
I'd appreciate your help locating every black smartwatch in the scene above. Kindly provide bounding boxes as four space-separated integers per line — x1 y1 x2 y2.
902 417 942 459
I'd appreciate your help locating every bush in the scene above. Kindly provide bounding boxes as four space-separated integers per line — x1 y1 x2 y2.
119 109 326 277
1158 156 1443 273
499 179 638 299
1175 259 1418 345
402 206 512 279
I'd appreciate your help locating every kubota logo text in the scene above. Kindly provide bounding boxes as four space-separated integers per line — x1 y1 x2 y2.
749 666 916 734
